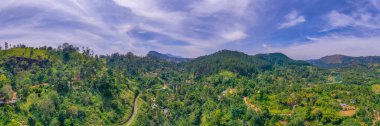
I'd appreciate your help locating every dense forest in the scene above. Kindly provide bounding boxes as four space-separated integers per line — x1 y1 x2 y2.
0 43 379 126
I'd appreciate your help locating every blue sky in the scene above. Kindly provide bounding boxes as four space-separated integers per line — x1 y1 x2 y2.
0 0 380 59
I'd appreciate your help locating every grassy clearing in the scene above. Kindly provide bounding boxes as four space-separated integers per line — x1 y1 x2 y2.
243 97 261 112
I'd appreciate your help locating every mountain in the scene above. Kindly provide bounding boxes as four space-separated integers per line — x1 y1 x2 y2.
185 50 270 76
185 50 309 76
146 51 190 63
255 52 310 66
308 54 380 69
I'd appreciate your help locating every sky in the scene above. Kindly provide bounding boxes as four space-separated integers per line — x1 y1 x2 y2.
0 0 380 59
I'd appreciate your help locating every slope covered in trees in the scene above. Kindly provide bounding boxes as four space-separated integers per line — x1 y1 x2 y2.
147 51 190 63
0 43 379 126
308 55 380 69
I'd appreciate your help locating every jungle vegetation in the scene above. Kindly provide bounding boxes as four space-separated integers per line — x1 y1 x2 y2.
0 43 379 126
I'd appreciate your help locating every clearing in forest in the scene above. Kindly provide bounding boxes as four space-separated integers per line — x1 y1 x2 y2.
31 83 49 89
339 110 356 116
339 105 356 116
373 110 380 125
222 88 236 96
243 97 261 112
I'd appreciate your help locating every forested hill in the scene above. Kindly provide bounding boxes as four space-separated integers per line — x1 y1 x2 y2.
146 51 190 63
185 50 311 76
0 43 379 126
308 54 380 69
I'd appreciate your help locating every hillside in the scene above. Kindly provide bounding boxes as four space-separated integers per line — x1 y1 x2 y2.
146 51 190 63
0 45 138 125
185 50 311 76
185 50 272 76
308 55 380 69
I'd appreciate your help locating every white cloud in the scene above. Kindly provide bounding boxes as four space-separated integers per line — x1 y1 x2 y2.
190 0 251 15
113 0 184 25
220 29 247 42
327 11 353 28
278 10 306 29
264 35 380 60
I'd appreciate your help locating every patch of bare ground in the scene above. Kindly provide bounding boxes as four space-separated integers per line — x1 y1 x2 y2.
279 120 288 125
339 105 356 116
243 97 260 112
373 110 380 126
31 83 49 88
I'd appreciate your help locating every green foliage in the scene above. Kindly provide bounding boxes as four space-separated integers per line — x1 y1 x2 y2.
0 48 49 60
287 117 304 126
0 44 378 125
340 118 361 126
0 85 13 100
185 50 271 76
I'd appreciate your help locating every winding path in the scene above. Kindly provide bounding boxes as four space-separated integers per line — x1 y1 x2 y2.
121 94 139 126
243 97 261 112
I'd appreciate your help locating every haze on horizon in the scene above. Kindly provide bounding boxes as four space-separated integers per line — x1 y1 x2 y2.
0 0 380 60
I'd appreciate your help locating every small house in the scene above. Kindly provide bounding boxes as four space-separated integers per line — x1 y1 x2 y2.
0 93 17 105
0 95 5 105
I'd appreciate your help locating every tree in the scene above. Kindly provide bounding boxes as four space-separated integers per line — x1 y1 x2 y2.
287 117 304 126
321 109 340 124
311 108 322 121
28 117 36 126
4 42 8 50
30 49 34 58
375 121 380 126
341 118 361 126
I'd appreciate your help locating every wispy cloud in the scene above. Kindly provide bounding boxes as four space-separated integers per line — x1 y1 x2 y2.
278 10 305 29
113 0 185 25
326 10 380 29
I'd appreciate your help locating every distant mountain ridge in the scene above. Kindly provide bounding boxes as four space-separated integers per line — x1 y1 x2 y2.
147 51 190 63
147 50 380 69
307 55 380 68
